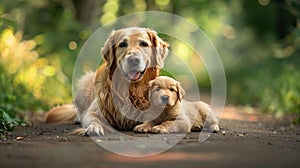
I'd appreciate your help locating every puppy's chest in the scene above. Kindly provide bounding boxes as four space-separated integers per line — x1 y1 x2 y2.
152 106 180 123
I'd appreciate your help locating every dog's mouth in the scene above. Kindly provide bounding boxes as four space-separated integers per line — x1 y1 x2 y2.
125 69 146 82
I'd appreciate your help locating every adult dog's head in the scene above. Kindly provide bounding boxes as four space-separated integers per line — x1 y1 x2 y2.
149 76 185 107
101 27 169 82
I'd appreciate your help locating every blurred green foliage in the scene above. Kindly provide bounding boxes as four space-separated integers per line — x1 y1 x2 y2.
0 0 299 134
0 108 20 136
0 64 28 136
223 1 300 123
228 58 300 122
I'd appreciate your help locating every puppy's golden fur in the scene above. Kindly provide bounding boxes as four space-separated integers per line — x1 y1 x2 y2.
134 76 219 133
45 27 169 136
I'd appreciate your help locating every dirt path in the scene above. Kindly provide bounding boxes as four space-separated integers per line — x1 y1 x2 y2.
1 106 299 168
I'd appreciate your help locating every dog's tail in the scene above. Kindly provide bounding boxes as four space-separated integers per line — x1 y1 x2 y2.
45 104 77 124
45 71 95 124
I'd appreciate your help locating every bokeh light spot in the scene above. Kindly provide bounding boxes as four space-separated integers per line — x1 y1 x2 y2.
223 25 235 39
34 34 45 45
155 0 170 6
103 0 119 14
2 29 15 46
100 13 116 25
69 41 77 50
258 0 270 6
133 0 146 11
43 65 56 76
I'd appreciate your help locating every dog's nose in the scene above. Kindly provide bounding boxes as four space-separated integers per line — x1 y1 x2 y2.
127 56 140 66
161 95 169 103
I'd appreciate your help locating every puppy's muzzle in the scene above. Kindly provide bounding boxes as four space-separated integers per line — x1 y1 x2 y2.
161 95 169 104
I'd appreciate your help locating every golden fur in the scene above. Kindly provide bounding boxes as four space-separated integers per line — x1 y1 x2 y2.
134 76 219 133
45 27 169 136
45 104 76 123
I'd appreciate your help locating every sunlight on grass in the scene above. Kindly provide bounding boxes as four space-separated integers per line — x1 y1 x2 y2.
0 28 71 105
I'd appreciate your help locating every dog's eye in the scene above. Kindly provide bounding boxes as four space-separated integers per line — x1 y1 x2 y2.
119 41 128 48
140 41 149 47
170 88 176 92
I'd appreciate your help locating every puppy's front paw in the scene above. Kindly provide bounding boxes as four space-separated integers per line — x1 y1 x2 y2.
152 125 169 134
209 124 219 133
85 122 104 136
133 124 152 133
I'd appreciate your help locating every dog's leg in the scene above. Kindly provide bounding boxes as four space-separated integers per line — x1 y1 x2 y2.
81 99 104 136
74 72 95 119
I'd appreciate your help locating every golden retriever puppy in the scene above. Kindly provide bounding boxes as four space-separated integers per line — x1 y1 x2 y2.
45 27 169 136
134 76 219 133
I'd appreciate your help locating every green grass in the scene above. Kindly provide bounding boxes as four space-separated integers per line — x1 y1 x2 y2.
0 66 47 138
0 108 19 134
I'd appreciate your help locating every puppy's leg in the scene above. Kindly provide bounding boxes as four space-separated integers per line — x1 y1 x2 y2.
133 121 154 133
151 121 171 134
81 99 104 136
191 121 204 132
152 119 190 134
207 107 220 133
192 102 219 133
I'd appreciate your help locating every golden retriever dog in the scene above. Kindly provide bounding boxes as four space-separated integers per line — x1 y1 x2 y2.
133 76 219 133
45 27 169 136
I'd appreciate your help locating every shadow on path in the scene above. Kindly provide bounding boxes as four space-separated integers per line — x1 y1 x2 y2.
0 106 299 168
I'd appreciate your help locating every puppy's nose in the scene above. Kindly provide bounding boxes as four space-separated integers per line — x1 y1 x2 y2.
161 95 169 103
127 56 140 66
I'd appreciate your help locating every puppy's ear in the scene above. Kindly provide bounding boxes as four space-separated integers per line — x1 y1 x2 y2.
176 82 185 102
101 30 117 71
147 30 169 68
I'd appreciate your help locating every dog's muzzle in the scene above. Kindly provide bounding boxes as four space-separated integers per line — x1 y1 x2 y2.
122 55 146 82
127 55 140 67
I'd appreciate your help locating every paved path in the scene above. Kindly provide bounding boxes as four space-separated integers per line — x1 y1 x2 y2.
0 106 299 168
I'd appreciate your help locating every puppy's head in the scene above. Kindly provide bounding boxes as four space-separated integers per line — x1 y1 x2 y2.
101 27 169 82
149 76 185 107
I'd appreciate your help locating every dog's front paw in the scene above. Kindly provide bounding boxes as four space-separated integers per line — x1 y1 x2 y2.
133 124 152 133
85 122 104 136
209 124 219 133
152 125 169 134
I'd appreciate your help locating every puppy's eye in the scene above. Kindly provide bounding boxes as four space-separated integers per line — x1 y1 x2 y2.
170 88 176 92
140 41 149 47
119 41 128 48
154 87 160 92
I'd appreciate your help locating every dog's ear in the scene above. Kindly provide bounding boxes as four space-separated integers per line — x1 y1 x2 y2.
147 79 155 99
147 30 169 68
176 82 185 102
101 30 117 71
149 79 155 88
